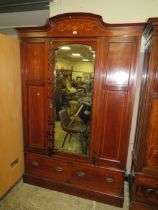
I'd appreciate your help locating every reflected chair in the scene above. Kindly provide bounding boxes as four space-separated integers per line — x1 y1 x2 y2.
59 109 87 154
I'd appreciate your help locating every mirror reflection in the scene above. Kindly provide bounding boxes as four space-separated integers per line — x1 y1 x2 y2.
54 44 95 156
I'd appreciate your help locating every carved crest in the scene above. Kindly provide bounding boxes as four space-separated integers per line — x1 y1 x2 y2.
57 21 97 32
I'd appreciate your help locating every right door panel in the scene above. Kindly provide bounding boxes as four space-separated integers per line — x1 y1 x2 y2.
100 90 127 163
94 37 140 170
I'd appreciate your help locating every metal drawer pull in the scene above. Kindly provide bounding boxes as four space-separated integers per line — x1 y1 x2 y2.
54 166 64 172
77 171 86 177
146 188 158 195
105 177 114 183
31 161 39 167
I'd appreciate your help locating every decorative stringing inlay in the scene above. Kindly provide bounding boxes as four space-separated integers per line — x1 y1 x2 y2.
57 21 97 32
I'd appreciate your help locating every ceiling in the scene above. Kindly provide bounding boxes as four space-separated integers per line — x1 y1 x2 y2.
56 44 95 63
0 0 52 13
0 0 53 36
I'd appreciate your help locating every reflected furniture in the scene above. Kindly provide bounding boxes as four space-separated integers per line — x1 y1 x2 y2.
18 13 143 207
56 69 72 81
59 109 87 154
129 18 158 210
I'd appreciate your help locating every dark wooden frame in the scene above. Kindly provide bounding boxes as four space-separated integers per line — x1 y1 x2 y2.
129 18 158 210
18 13 144 207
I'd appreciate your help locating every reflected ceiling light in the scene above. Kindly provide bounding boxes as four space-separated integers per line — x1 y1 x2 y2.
93 54 95 58
72 53 81 56
60 46 71 50
82 59 89 61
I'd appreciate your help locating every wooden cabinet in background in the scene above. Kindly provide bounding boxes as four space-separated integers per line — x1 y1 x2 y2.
130 18 158 210
18 13 143 207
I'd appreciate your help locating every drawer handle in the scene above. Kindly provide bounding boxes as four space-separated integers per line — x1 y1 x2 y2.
54 166 64 172
146 188 158 195
77 171 86 177
31 161 39 168
105 177 114 183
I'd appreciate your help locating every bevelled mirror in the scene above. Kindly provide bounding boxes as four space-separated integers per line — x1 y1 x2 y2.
54 43 95 156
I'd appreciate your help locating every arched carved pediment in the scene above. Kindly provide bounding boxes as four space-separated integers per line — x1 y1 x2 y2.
17 13 144 38
47 13 107 36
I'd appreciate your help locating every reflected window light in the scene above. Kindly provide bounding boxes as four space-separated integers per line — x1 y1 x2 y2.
82 59 89 62
60 46 71 50
72 53 81 56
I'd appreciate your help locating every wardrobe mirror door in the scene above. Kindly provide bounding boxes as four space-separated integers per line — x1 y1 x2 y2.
54 44 95 156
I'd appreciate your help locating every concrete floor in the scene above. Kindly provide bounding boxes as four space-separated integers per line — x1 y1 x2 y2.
0 180 129 210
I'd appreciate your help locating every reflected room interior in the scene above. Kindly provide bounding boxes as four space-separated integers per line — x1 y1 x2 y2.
54 44 95 156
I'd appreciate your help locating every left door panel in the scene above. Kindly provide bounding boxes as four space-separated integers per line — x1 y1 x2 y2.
21 39 48 153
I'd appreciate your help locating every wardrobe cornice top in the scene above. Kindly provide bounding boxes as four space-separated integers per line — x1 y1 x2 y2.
143 17 158 37
17 12 144 38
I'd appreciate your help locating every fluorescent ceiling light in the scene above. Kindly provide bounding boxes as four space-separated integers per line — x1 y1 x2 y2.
82 59 89 61
60 46 70 50
72 53 81 56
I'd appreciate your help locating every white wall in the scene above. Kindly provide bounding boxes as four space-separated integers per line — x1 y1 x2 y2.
50 0 158 23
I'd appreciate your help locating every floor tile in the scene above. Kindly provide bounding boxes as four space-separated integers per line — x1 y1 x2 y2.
0 180 129 210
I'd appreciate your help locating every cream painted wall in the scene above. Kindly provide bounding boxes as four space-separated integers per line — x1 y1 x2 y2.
50 0 158 23
72 61 94 73
71 61 94 80
56 58 72 69
0 34 23 198
56 58 94 80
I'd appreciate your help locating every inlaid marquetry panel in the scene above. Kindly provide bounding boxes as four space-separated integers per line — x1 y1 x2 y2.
28 86 45 148
25 42 45 82
145 99 158 170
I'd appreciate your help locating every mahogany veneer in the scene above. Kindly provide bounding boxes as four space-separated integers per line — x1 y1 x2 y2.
18 13 144 207
130 18 158 210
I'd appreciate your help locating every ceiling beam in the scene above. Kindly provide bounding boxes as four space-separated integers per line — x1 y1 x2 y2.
0 0 53 13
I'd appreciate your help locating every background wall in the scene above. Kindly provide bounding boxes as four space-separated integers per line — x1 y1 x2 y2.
50 0 158 23
56 58 94 80
0 34 23 198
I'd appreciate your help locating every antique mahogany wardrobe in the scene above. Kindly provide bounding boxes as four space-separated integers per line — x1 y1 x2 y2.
130 18 158 210
17 13 143 207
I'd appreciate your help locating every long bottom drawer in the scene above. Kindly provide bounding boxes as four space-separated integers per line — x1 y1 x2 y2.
24 153 124 207
70 164 124 195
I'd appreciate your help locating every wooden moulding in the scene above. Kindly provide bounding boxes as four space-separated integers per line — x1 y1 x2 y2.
130 201 158 210
17 12 144 38
23 174 124 207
